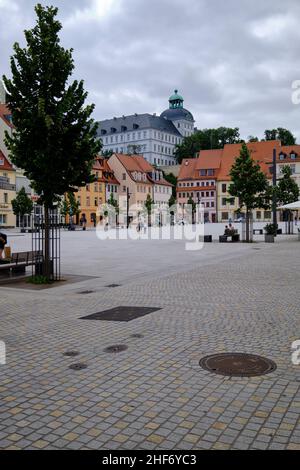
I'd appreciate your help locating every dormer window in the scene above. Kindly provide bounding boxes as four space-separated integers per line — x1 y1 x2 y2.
101 129 107 135
133 123 139 130
121 126 127 132
290 152 297 160
0 158 4 166
279 152 286 161
111 127 117 133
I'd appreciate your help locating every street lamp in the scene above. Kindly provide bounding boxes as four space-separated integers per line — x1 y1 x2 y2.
272 148 277 230
126 187 132 229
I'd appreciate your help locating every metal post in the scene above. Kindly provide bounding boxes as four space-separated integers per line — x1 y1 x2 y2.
126 187 130 229
272 148 277 230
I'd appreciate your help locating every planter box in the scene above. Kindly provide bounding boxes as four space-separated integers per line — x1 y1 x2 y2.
265 234 275 243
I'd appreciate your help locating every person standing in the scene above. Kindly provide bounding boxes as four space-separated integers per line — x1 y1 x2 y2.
0 232 7 260
82 215 87 231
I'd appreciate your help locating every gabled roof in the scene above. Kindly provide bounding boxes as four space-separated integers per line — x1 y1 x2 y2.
113 153 153 173
196 149 222 170
280 145 300 158
177 158 198 180
0 150 14 170
218 140 281 180
93 156 120 185
112 153 172 186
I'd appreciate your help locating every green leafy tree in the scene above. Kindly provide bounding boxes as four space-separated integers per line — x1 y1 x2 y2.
11 187 33 229
108 192 119 225
3 5 101 278
187 196 197 224
59 192 80 222
276 165 299 205
162 172 177 197
247 135 259 142
264 128 296 145
144 193 154 227
168 194 176 208
174 127 242 163
229 143 270 242
101 149 114 158
275 165 299 226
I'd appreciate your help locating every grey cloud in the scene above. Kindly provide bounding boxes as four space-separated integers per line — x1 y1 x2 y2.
1 0 300 140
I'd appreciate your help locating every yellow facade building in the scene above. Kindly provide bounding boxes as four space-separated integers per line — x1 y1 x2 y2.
75 157 119 227
0 150 16 228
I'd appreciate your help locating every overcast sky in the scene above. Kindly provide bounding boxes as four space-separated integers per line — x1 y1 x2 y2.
1 0 300 141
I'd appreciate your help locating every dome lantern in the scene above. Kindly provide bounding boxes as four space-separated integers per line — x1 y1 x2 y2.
168 89 184 109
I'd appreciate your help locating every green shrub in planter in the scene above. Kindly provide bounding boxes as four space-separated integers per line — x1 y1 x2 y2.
264 223 277 243
264 223 278 235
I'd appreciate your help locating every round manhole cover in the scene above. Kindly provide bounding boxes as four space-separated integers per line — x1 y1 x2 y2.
63 351 80 357
199 353 277 377
104 344 128 353
69 363 88 370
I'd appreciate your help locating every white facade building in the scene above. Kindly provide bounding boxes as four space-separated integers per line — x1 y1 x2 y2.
97 91 195 166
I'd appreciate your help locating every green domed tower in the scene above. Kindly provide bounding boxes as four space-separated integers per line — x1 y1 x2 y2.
168 90 184 109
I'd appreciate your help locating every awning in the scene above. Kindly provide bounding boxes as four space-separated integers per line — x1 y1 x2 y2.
278 200 300 210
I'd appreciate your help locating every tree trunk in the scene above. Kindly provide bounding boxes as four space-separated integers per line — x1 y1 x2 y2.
44 204 51 279
246 209 250 243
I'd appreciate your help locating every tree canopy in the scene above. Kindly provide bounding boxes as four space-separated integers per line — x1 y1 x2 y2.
174 127 242 163
11 187 33 217
275 165 299 206
3 4 101 208
264 128 296 146
228 143 270 241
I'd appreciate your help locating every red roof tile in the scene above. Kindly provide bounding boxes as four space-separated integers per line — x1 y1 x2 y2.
177 158 198 180
0 104 13 129
0 150 14 170
196 149 222 170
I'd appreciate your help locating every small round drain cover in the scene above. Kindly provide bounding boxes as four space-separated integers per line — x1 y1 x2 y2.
131 334 144 339
104 344 128 353
199 353 277 377
63 351 80 357
69 363 87 370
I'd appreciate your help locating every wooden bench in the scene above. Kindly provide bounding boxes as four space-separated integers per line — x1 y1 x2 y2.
199 235 212 242
219 230 240 243
253 229 263 235
0 251 43 276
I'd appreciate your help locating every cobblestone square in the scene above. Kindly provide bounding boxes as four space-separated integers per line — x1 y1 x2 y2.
0 231 299 450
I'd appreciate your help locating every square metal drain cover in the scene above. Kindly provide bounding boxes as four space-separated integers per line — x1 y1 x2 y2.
80 306 161 322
